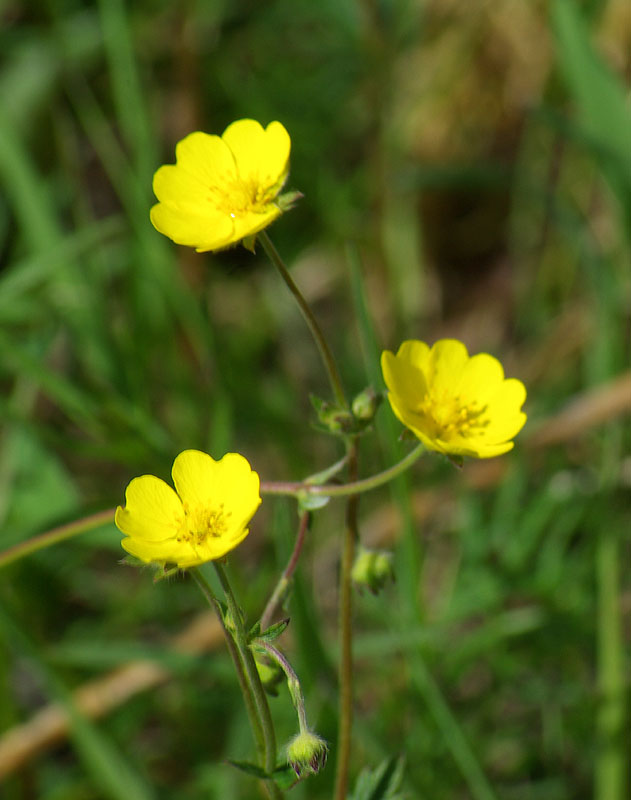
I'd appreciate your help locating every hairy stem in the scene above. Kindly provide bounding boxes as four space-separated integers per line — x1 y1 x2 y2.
0 509 115 569
213 562 281 797
260 512 310 632
190 569 265 763
259 230 347 408
255 641 309 734
262 442 425 499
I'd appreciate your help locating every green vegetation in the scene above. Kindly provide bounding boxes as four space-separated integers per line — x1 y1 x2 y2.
0 1 628 799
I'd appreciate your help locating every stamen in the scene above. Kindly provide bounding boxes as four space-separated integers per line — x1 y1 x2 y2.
417 390 488 441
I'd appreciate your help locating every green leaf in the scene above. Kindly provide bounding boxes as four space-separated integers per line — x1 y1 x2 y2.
349 756 406 800
226 760 269 779
257 617 290 643
247 621 262 641
272 763 299 789
298 492 330 512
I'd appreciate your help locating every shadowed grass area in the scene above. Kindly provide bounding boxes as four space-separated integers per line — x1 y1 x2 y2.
0 1 628 799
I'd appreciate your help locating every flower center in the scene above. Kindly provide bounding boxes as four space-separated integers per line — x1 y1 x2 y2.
208 176 274 217
417 390 488 441
177 502 232 547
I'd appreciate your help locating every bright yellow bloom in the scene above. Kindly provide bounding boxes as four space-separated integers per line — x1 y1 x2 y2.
381 339 526 458
115 450 261 567
150 119 291 252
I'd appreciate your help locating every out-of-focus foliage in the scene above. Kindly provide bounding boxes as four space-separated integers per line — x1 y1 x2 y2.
0 1 628 799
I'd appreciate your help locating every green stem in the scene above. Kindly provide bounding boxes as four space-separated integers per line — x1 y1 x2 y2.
262 442 425 499
0 509 115 569
190 568 266 764
259 230 347 408
213 562 282 798
260 512 310 632
0 446 423 571
334 437 359 800
255 641 309 735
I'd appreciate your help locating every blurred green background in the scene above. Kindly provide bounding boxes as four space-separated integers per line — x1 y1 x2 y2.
0 1 629 798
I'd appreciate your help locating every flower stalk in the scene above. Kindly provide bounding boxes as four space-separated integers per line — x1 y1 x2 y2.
260 511 310 632
259 231 347 409
255 641 328 781
262 442 425 499
190 569 265 762
213 562 281 796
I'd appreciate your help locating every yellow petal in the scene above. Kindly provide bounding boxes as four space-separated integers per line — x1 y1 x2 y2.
381 350 428 406
172 450 260 527
175 527 251 568
211 454 261 535
230 207 283 243
455 353 505 402
427 339 470 390
171 449 221 510
479 379 527 441
152 164 211 209
222 119 290 190
396 340 431 373
174 131 237 186
121 535 192 565
150 203 234 250
115 475 183 542
448 438 515 458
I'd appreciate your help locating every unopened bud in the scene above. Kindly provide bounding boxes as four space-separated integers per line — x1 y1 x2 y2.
286 730 328 779
319 404 354 433
351 386 381 421
351 546 395 595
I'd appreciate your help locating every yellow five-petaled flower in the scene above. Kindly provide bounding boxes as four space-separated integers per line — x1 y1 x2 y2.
381 339 527 458
150 119 291 252
115 450 261 568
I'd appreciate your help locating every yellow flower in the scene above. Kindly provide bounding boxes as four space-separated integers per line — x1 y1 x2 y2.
150 119 291 252
381 339 526 458
115 450 261 567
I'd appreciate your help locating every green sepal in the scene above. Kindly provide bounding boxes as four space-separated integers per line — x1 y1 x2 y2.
447 454 464 469
277 190 303 212
247 621 262 642
242 234 257 253
309 395 354 436
272 763 299 789
257 617 290 643
119 555 147 569
152 565 182 583
120 556 184 583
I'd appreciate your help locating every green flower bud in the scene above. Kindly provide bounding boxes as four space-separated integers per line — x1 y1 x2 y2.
319 404 354 434
286 730 328 779
351 386 381 421
351 546 395 595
